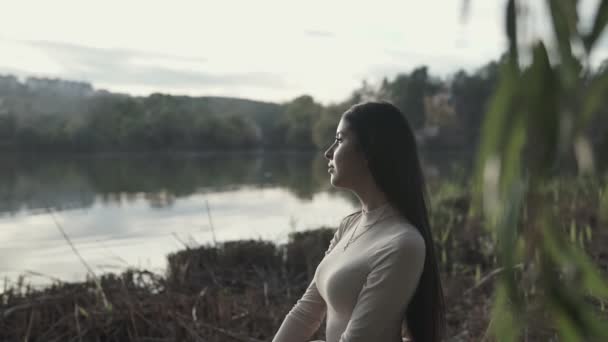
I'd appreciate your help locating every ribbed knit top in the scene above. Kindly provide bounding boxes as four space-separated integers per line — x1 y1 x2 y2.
272 203 426 342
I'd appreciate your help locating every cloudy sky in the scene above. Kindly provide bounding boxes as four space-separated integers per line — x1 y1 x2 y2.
1 0 606 104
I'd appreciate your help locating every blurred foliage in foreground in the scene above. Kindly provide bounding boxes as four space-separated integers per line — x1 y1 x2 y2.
471 0 608 340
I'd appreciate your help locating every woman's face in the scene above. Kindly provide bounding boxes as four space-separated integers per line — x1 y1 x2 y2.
324 116 368 189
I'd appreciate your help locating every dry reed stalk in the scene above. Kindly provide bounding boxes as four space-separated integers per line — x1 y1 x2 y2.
46 208 111 311
206 199 218 247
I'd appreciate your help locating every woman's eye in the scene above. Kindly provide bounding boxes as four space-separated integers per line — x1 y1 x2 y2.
335 138 343 144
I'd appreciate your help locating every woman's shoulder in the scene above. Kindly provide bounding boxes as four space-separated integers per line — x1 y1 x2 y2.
343 209 362 224
375 218 426 254
367 223 426 271
324 210 362 255
337 210 362 234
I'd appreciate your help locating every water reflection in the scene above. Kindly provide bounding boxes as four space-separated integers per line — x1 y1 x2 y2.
0 153 318 215
0 150 472 285
0 188 356 284
1 151 472 217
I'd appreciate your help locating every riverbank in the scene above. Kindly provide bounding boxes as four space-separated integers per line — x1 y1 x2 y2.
2 177 606 341
3 228 493 341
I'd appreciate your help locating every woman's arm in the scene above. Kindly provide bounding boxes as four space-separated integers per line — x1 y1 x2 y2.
272 279 327 342
272 215 354 342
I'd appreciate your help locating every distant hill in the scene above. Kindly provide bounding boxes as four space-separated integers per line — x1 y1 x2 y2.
0 74 287 151
0 74 282 122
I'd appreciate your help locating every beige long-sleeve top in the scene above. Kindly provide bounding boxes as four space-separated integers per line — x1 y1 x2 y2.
272 204 426 342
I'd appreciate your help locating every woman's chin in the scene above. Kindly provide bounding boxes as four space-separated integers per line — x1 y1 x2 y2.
329 174 338 187
329 174 344 188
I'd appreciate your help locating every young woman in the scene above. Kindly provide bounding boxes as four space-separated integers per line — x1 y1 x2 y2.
272 101 446 342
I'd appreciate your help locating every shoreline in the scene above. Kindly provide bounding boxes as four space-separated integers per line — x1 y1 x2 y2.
2 180 607 340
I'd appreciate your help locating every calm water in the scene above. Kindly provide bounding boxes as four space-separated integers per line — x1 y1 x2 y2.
0 151 470 286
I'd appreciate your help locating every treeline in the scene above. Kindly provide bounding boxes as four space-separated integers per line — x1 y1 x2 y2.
0 78 282 152
0 58 606 153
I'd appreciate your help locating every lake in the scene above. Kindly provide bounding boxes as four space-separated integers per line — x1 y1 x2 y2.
0 150 471 286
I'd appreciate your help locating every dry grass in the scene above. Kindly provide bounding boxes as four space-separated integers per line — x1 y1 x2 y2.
1 178 606 341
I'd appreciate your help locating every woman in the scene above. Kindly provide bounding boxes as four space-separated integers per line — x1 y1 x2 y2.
272 101 446 342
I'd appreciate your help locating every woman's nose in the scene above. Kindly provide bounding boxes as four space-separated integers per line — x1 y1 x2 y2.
324 146 333 160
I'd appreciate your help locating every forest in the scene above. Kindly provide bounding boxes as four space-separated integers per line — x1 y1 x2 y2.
2 58 605 155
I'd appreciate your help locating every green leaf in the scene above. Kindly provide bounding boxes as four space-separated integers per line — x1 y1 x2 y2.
471 61 518 217
548 0 580 88
523 43 559 179
579 68 608 131
506 0 518 61
556 0 580 33
553 304 586 341
585 224 592 242
570 244 608 299
499 112 526 194
569 221 576 243
543 219 608 299
548 0 574 53
584 0 608 51
496 180 525 306
550 282 608 341
488 283 522 341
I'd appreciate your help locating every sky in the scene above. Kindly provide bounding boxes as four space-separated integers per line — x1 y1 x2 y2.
0 0 606 104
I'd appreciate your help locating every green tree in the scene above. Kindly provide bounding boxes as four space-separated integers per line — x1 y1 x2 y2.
312 103 351 150
386 66 441 129
0 113 16 146
451 61 499 147
86 96 143 151
282 95 322 148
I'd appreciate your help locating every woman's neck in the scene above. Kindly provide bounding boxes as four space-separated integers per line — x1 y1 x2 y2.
352 173 389 213
357 187 389 213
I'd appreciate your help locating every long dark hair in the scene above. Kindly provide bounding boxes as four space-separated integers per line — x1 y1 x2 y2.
343 101 446 342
